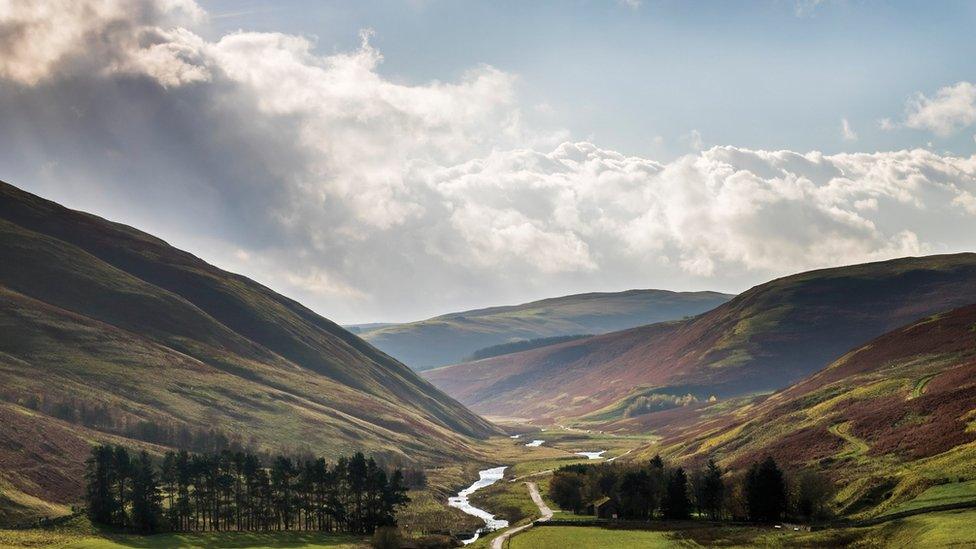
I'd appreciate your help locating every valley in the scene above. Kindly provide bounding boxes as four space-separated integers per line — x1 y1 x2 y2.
2 181 975 548
415 425 976 548
5 1 976 547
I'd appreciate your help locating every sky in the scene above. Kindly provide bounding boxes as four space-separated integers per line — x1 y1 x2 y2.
1 0 975 323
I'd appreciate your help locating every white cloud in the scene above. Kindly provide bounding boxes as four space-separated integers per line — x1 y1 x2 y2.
0 0 204 85
682 129 704 151
903 81 976 136
954 192 976 215
618 0 642 10
841 118 858 141
3 0 976 322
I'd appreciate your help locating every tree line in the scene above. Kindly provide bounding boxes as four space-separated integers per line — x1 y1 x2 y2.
549 455 832 523
85 445 410 535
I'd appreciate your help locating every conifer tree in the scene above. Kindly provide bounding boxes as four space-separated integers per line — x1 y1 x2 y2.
112 446 132 527
701 459 724 520
129 451 163 533
745 457 787 523
661 467 690 519
84 445 119 526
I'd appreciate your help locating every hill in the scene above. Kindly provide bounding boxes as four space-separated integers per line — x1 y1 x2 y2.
467 334 593 361
0 181 499 525
424 254 976 421
356 290 733 370
647 304 976 518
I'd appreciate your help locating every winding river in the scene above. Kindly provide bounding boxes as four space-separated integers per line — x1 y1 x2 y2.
448 466 509 545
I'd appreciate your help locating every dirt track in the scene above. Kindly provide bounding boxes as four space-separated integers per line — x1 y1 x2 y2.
490 481 553 549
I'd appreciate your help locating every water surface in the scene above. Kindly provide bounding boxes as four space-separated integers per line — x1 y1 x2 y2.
448 466 509 545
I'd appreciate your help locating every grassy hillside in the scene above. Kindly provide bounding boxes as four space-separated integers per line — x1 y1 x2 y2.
357 290 733 370
0 181 500 525
641 304 976 519
0 515 369 548
424 254 976 421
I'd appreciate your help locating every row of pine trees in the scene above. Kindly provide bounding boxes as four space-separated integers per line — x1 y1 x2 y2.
549 455 832 523
85 445 410 534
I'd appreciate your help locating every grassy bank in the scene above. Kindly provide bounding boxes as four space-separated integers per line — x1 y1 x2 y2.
0 517 368 549
508 526 680 548
505 507 976 548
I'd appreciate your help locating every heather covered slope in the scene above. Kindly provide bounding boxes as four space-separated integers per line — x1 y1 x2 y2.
649 304 976 518
0 181 499 523
424 254 976 421
355 289 732 370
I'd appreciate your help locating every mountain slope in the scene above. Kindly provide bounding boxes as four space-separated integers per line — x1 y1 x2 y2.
0 181 499 523
356 290 733 370
424 254 976 421
649 304 976 518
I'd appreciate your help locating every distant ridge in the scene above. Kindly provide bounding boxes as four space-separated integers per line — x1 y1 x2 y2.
466 334 593 362
358 289 734 370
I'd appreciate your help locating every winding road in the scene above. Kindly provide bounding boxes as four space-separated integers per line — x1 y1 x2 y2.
490 481 553 549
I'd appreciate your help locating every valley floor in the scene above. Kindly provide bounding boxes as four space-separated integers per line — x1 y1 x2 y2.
460 429 976 549
506 508 976 548
5 428 976 548
0 519 368 549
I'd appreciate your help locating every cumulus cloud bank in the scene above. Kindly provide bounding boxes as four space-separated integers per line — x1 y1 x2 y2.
2 0 976 321
902 81 976 136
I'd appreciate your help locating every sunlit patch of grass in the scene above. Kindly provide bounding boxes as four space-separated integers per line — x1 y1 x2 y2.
548 511 597 522
883 479 976 516
910 374 937 399
469 481 537 526
913 441 976 480
509 526 680 549
860 508 976 547
806 379 905 420
691 422 748 456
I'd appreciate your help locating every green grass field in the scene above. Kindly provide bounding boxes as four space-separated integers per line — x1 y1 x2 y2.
548 511 598 522
882 479 976 515
505 508 976 548
0 529 367 549
469 480 538 525
863 508 976 547
508 526 682 548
